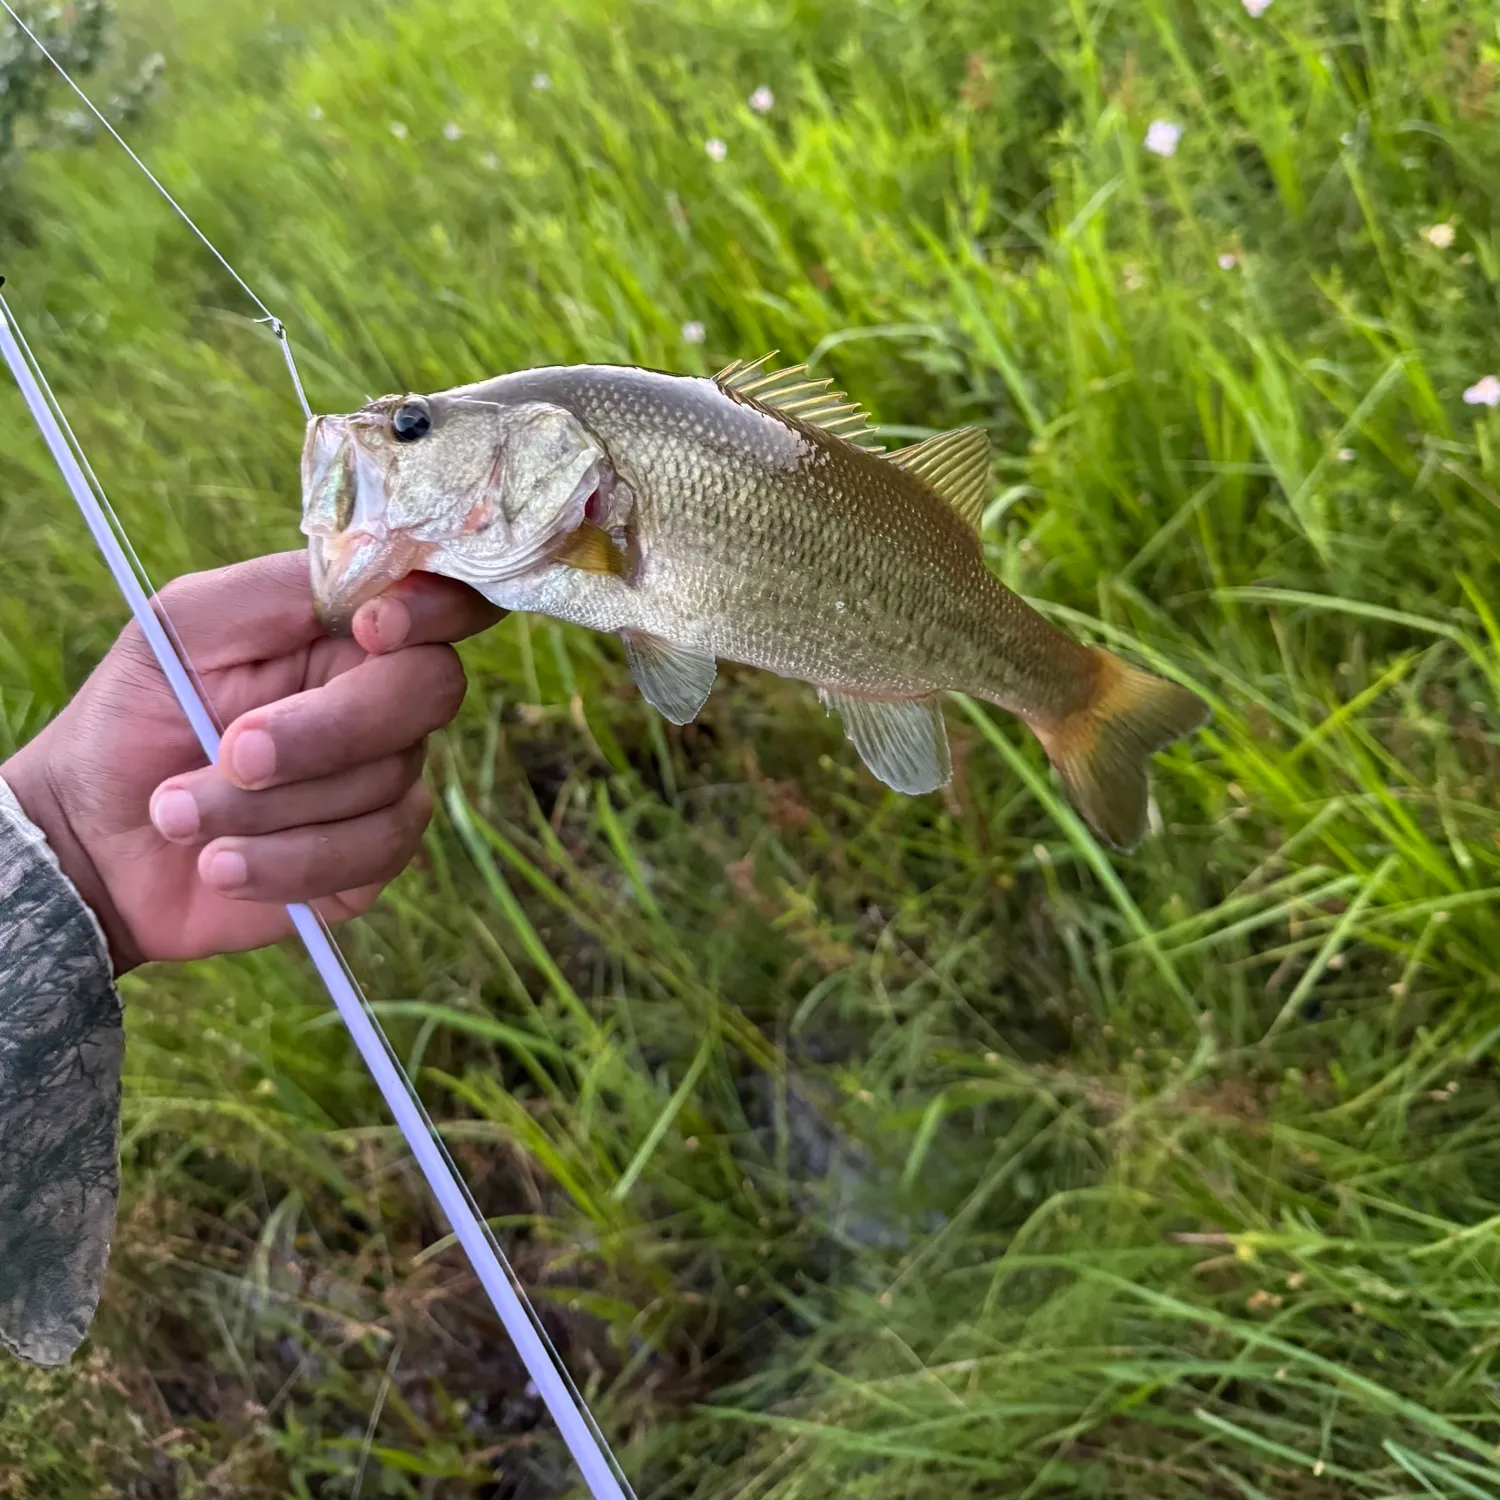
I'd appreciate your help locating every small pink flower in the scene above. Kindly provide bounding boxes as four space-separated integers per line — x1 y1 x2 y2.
1218 252 1238 269
749 85 774 114
1463 375 1500 407
705 137 728 161
1242 0 1272 16
1144 119 1182 157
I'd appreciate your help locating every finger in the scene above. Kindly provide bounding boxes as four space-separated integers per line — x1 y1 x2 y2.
136 551 323 673
197 782 433 903
149 745 425 843
351 571 505 655
311 882 387 925
217 644 467 790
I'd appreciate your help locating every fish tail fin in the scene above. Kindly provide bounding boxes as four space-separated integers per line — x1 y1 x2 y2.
1027 646 1209 851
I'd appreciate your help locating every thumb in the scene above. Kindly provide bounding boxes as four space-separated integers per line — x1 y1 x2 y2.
140 551 324 673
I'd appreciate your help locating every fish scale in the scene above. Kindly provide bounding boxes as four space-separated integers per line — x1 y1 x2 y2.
456 364 1085 706
303 357 1210 849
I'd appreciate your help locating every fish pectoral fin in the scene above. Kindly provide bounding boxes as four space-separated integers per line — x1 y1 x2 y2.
556 520 628 575
818 690 952 796
622 633 717 724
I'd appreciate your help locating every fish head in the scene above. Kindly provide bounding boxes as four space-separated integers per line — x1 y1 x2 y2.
301 390 613 633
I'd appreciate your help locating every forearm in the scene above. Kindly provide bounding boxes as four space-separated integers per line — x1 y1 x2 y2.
0 775 123 1366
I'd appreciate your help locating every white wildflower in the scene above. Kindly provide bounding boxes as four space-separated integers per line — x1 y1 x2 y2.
705 137 728 161
1423 221 1455 248
307 104 324 121
681 320 706 344
1463 375 1500 407
1218 251 1238 269
389 120 409 140
749 85 774 114
443 121 463 142
1144 119 1182 157
1340 131 1354 147
1242 0 1272 15
480 151 500 171
1337 447 1355 462
532 71 551 90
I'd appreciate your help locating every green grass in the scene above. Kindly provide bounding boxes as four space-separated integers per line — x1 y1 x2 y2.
3 0 1500 1494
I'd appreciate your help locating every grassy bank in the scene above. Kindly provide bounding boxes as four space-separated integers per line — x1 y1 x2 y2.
3 0 1500 1494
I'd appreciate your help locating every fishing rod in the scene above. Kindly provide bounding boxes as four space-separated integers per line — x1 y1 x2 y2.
0 9 633 1498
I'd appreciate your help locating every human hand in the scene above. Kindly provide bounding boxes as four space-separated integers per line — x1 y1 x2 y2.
0 551 502 973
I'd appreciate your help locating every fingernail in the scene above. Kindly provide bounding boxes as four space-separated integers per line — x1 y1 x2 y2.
150 787 200 842
372 598 410 651
231 728 277 786
205 849 248 891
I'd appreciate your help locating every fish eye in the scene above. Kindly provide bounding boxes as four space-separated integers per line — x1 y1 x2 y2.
391 400 432 442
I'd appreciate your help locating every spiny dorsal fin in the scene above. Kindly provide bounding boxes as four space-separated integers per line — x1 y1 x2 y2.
885 427 992 531
714 352 884 452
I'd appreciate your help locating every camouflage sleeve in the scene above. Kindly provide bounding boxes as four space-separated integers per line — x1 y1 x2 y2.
0 776 122 1367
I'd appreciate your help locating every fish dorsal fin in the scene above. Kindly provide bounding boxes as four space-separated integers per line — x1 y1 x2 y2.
714 352 884 452
885 428 992 531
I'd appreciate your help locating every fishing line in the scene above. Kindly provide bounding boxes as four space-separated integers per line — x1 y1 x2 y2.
0 14 636 1496
0 0 311 419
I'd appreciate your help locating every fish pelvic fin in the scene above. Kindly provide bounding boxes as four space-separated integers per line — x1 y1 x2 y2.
1027 647 1210 851
818 690 952 796
623 633 717 724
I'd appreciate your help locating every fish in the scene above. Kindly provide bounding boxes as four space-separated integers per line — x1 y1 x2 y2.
301 354 1210 849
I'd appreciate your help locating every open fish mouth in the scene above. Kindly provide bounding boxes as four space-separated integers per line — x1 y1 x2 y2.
300 414 434 634
307 529 436 635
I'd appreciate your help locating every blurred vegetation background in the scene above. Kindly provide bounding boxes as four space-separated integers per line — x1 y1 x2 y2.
2 0 1500 1494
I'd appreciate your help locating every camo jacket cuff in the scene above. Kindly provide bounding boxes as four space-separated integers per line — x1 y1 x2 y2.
0 775 123 1367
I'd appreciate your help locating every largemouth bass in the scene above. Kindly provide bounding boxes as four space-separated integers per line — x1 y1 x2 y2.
302 355 1209 849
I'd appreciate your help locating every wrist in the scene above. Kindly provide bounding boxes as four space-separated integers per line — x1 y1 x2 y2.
0 742 141 975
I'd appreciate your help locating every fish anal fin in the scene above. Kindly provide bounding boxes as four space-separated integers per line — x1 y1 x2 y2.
555 519 629 575
818 689 952 796
886 428 992 530
1028 646 1210 851
622 633 717 724
715 353 884 452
